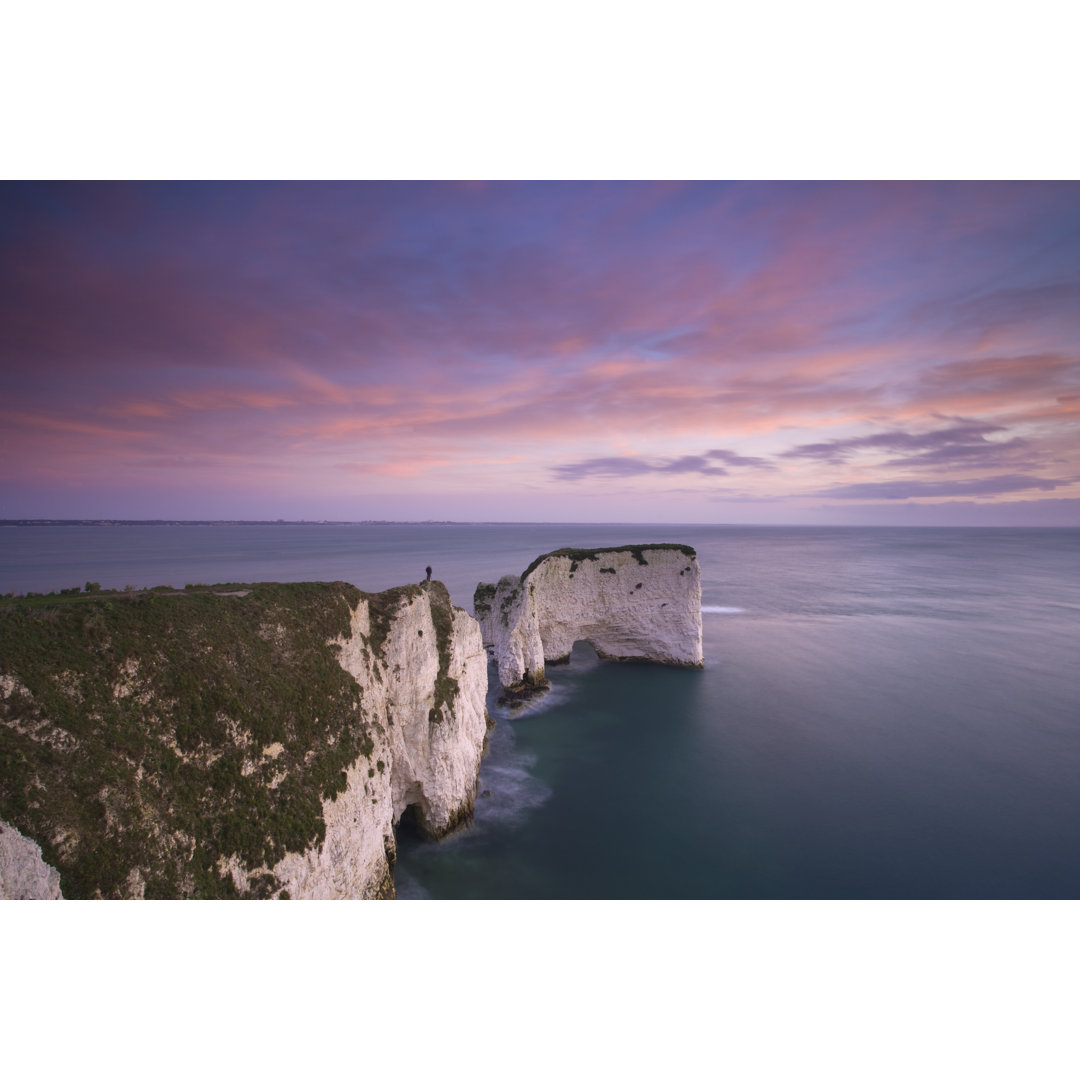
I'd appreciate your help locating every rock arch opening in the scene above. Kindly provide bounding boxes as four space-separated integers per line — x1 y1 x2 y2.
552 639 601 667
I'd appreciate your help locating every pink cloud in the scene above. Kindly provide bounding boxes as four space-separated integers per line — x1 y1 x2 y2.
3 181 1078 518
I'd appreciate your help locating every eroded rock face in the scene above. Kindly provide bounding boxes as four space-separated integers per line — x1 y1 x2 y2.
0 580 487 900
274 582 488 899
478 545 703 689
0 820 62 900
472 582 497 647
486 574 548 692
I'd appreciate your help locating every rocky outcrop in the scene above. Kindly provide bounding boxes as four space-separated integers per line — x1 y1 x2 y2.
275 583 488 899
485 574 549 695
476 545 704 690
0 820 62 899
0 580 488 899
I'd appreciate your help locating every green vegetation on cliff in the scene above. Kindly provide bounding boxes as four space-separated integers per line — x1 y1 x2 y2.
425 583 459 724
0 582 377 899
472 582 496 618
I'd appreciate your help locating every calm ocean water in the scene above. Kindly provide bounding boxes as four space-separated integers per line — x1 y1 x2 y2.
3 522 1078 898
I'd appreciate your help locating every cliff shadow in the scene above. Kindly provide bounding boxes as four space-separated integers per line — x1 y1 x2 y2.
395 802 428 843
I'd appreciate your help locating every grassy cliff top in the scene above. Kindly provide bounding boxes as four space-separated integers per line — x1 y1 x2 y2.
0 580 395 898
520 543 697 582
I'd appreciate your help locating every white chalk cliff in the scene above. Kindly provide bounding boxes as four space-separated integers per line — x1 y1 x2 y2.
0 581 488 900
5 547 699 899
274 582 488 899
475 545 704 690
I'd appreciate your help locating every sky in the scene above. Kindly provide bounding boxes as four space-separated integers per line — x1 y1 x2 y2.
2 180 1079 525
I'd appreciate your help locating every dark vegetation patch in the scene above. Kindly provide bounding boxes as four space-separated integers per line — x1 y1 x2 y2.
498 582 520 627
472 582 496 618
0 581 383 899
365 584 424 659
520 544 696 581
425 582 459 724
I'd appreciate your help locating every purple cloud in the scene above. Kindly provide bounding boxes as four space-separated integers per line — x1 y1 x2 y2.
778 419 1052 470
551 448 771 481
816 474 1070 500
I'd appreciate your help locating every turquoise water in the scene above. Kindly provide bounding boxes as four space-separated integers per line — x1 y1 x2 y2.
4 523 1078 898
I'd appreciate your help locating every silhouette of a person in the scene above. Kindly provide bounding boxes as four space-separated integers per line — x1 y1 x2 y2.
425 566 432 582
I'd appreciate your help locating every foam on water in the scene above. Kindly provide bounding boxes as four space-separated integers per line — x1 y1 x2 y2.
392 864 430 899
492 680 573 721
701 605 745 614
473 730 553 828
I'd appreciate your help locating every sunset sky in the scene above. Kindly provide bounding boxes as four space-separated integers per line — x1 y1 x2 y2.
2 180 1079 524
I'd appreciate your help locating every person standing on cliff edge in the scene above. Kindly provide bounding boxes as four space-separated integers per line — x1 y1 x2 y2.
425 566 432 582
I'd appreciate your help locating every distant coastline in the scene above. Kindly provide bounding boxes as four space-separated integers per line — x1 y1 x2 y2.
3 519 1077 530
0 519 467 528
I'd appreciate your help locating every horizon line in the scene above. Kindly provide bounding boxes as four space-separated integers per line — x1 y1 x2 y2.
2 518 1076 530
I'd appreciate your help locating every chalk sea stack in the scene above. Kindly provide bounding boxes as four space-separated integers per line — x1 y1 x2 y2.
474 544 704 698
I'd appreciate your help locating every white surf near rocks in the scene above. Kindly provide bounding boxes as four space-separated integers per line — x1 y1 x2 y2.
474 545 704 691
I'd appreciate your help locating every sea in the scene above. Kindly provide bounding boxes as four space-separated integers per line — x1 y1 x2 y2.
3 521 1078 899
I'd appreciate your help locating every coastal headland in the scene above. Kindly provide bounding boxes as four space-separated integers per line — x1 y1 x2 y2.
0 579 487 899
1 544 704 899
